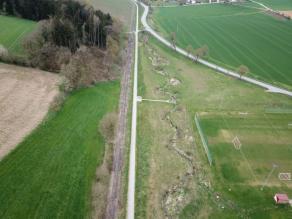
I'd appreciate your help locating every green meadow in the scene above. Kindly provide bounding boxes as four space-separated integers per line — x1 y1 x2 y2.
135 34 292 218
152 4 292 89
0 81 119 218
0 15 36 55
257 0 292 10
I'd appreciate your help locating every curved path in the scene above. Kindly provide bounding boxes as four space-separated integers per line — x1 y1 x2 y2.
140 2 292 97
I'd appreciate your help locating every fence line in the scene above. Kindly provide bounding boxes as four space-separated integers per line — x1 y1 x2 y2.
195 113 212 166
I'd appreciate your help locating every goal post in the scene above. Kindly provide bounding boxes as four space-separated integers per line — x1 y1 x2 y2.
195 113 213 166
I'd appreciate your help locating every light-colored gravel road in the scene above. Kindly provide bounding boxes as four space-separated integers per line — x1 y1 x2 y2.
140 2 292 97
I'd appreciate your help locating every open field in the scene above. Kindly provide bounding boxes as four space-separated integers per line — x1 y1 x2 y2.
0 81 119 218
88 0 135 30
152 4 292 89
135 33 292 218
257 0 292 10
0 15 36 55
198 112 292 218
0 63 59 160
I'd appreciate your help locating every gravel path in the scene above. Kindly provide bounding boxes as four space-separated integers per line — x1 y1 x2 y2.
105 3 136 219
126 0 139 218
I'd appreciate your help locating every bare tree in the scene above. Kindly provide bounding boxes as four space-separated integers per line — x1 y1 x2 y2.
170 32 176 50
193 45 209 62
186 44 193 57
237 65 249 79
201 45 209 57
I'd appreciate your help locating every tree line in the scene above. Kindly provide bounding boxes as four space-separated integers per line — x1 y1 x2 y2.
0 0 123 91
0 0 113 51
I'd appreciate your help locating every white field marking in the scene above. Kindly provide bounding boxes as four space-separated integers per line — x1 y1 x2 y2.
126 0 139 218
260 164 278 190
232 136 242 150
139 2 292 97
278 173 291 181
219 107 258 182
141 98 176 104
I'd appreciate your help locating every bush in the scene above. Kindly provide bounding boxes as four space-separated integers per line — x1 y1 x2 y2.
61 46 114 91
0 44 8 58
99 112 118 144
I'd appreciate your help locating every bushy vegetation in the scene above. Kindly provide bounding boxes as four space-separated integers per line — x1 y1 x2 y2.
0 0 123 90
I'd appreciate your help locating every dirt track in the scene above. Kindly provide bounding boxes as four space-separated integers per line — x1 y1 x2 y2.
0 63 59 160
104 2 136 218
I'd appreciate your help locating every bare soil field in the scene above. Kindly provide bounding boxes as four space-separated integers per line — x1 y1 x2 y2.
0 63 60 160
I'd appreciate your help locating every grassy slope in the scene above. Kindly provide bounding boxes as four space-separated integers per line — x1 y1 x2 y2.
257 0 292 10
0 15 36 55
136 34 292 218
152 4 292 89
0 81 119 218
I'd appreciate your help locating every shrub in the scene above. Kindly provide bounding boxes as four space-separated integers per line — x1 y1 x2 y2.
99 112 118 144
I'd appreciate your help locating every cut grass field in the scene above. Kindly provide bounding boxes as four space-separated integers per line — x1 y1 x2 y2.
136 34 292 218
0 15 36 55
89 0 135 30
0 81 119 218
152 4 292 89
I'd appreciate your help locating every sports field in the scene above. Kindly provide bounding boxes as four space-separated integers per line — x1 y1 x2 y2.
257 0 292 10
152 4 292 89
0 15 36 55
196 112 292 218
0 81 119 218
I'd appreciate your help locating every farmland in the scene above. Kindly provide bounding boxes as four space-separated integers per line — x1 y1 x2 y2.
0 63 59 160
0 81 119 218
135 34 292 218
0 15 36 55
89 0 135 30
152 4 292 89
257 0 292 10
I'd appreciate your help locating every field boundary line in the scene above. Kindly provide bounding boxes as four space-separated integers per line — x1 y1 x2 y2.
139 2 292 97
195 113 212 166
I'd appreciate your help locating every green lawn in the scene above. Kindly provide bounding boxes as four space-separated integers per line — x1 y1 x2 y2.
0 15 36 55
152 4 292 89
0 81 119 218
257 0 292 10
197 112 292 218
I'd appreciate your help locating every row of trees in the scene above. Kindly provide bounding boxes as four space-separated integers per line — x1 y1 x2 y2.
185 44 249 78
0 0 57 20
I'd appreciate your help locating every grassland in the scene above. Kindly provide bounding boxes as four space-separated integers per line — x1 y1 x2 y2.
0 15 36 55
88 0 135 30
257 0 292 10
0 81 119 218
135 33 292 218
152 4 292 89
